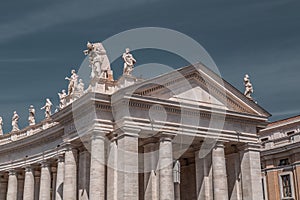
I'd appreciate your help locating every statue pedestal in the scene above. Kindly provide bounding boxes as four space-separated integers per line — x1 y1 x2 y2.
88 78 115 94
117 75 139 89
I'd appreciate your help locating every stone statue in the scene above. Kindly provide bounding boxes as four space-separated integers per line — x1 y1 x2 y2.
28 105 36 126
77 79 85 96
58 89 67 109
173 160 181 184
65 69 78 96
0 117 3 135
84 41 112 80
41 98 53 119
122 48 136 76
244 74 254 100
11 111 20 132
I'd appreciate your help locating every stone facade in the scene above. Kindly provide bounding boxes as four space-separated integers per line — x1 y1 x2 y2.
0 64 270 199
260 115 300 200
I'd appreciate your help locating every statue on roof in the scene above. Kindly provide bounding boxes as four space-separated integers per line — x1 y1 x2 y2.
11 111 20 132
77 79 85 97
65 69 78 96
28 105 36 126
0 117 3 135
58 90 67 109
41 98 53 119
244 74 254 100
84 41 113 80
122 48 136 76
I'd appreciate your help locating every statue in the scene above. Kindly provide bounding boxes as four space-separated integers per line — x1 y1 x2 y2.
77 79 85 96
11 111 20 132
244 74 254 100
0 117 3 135
122 48 136 76
28 105 36 126
41 98 53 119
173 160 181 184
58 89 67 109
65 69 78 96
84 41 112 80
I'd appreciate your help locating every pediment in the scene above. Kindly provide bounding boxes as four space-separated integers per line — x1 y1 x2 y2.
129 63 270 117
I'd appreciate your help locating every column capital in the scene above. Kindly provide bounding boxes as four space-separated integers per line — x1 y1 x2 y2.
24 165 33 173
115 127 140 138
158 131 176 142
214 141 225 149
7 169 17 176
40 161 50 168
238 143 261 152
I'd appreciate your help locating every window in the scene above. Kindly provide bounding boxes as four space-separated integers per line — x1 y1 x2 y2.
279 158 289 166
279 172 295 200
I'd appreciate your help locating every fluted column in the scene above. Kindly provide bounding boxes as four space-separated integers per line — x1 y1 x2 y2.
89 132 106 200
39 162 51 200
55 156 64 200
159 136 174 200
63 146 78 200
0 173 8 200
212 142 228 200
6 169 18 200
23 166 34 200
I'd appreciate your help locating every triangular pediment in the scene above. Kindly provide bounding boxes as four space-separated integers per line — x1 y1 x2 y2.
127 63 270 117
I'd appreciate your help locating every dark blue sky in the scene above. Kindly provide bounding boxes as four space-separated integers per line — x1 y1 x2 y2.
0 0 300 133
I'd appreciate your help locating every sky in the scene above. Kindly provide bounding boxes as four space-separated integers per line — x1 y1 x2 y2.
0 0 300 133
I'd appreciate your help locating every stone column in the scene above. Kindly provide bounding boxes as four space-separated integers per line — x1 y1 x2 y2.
107 139 118 200
23 166 35 200
195 150 213 200
39 162 51 200
117 131 139 200
34 171 40 200
55 156 65 200
63 146 78 200
240 144 264 200
212 142 228 200
78 150 90 200
6 169 18 200
89 132 106 200
0 173 8 200
51 167 57 200
159 136 174 200
144 142 159 200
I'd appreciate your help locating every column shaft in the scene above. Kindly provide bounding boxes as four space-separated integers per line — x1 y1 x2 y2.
107 140 118 200
144 143 158 200
89 133 105 200
159 137 174 200
55 156 65 200
23 167 35 200
117 134 139 200
39 163 51 200
6 170 18 200
63 147 78 200
212 143 229 200
78 150 90 200
0 174 8 200
240 147 264 200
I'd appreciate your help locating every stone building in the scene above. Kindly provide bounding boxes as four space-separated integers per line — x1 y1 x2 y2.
0 56 270 199
260 115 300 200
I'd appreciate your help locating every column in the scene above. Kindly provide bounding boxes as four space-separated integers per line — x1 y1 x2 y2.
212 142 228 200
23 166 35 200
55 156 64 200
17 173 24 200
159 136 174 200
117 132 139 200
0 173 8 200
240 144 264 200
107 139 118 200
63 147 78 200
39 162 51 200
89 133 105 200
78 150 90 200
34 171 40 200
6 169 18 200
51 167 57 200
195 150 213 200
144 142 159 200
